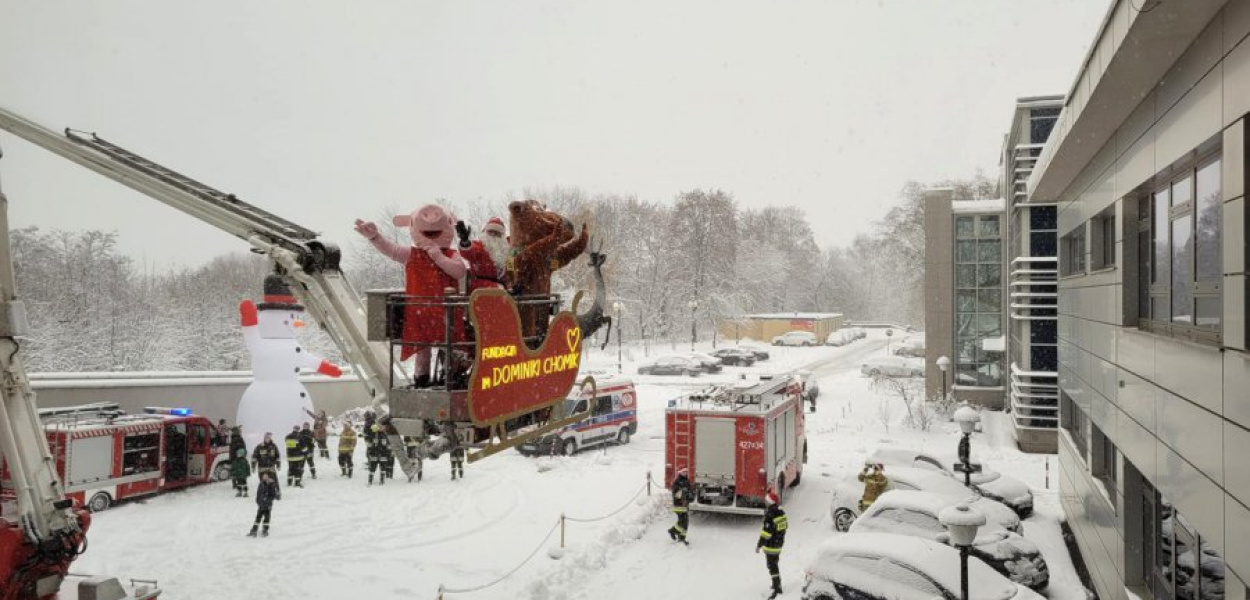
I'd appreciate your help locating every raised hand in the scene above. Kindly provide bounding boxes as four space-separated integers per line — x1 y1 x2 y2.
354 219 380 240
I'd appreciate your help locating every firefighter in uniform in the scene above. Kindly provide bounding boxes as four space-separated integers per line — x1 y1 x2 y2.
755 490 788 599
251 432 281 489
379 431 396 481
367 424 389 485
403 436 424 482
667 468 691 544
300 422 317 479
858 463 888 512
229 427 250 497
338 423 357 478
285 425 307 487
304 408 331 459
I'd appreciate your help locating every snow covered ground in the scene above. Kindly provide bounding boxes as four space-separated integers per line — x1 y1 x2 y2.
71 330 1087 600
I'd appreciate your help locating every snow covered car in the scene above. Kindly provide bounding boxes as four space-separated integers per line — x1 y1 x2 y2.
637 355 703 377
848 490 1049 590
829 465 1020 534
735 342 772 361
518 378 638 456
825 330 855 346
868 447 1034 517
772 331 818 346
708 348 756 366
678 352 726 373
893 337 926 357
860 356 924 378
801 532 1047 600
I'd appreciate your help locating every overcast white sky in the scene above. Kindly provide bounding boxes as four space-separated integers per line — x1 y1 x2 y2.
0 1 1107 268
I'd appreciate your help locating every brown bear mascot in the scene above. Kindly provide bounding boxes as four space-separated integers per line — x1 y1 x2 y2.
504 199 588 340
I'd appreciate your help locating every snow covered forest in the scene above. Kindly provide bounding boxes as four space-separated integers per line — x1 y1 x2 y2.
13 176 993 372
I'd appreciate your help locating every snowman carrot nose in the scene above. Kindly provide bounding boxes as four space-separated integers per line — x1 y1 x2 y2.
292 319 306 328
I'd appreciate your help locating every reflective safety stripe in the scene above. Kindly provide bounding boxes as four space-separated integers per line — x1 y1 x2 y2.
673 524 686 534
759 531 772 539
774 516 788 531
672 507 687 513
761 547 781 555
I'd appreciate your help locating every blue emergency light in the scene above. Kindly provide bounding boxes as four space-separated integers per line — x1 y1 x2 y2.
144 407 193 416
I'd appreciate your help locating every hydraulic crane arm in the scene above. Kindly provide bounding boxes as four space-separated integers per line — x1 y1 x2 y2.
0 107 402 415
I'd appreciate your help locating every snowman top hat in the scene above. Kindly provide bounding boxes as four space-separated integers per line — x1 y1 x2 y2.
257 274 304 311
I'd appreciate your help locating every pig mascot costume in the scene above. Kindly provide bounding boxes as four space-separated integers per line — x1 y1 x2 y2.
236 275 343 449
355 204 468 386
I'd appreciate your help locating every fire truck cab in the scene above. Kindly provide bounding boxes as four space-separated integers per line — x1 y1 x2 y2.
517 376 637 456
664 374 806 515
23 403 229 512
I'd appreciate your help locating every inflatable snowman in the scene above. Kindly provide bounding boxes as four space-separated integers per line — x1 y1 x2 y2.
236 274 343 448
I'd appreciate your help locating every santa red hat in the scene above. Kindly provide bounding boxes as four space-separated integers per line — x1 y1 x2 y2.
765 490 779 506
483 217 506 236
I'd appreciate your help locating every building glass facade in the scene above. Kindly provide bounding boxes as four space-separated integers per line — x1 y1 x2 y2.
955 214 1004 387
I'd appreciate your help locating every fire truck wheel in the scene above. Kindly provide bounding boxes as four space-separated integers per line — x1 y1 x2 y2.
561 439 577 456
790 470 801 487
213 462 232 482
833 508 855 532
88 492 112 513
617 428 631 444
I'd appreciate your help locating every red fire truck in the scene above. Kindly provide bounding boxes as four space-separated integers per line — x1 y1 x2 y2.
5 403 231 513
664 374 806 515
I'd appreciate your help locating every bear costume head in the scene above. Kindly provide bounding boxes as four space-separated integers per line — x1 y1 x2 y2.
508 199 574 248
394 204 456 249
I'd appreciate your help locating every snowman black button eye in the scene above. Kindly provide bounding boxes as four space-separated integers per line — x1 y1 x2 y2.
296 348 302 353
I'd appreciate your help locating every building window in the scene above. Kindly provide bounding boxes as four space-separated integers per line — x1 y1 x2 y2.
954 214 1002 387
1061 225 1086 276
1060 391 1088 463
1137 155 1222 344
1145 492 1228 600
1092 208 1116 270
1091 424 1118 508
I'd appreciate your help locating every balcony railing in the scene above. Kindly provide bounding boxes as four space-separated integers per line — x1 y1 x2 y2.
1009 362 1058 431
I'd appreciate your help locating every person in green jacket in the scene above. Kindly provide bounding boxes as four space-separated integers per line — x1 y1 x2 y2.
229 427 250 497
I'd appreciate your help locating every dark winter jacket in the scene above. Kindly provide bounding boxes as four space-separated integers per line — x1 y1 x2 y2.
230 435 250 479
757 504 788 554
285 431 306 462
256 478 281 510
252 441 281 471
363 414 377 443
299 429 316 455
368 427 391 460
670 474 692 513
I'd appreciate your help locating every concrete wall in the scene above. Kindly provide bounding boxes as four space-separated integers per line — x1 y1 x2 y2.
31 374 372 428
1050 2 1250 596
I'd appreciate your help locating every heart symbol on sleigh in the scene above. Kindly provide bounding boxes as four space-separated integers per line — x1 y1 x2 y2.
566 327 582 353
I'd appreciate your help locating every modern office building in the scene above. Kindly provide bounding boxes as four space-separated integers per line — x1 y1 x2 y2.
924 190 1008 409
1027 1 1250 599
1002 96 1066 452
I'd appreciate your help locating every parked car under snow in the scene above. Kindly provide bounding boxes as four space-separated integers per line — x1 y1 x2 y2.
801 533 1046 600
735 341 772 361
829 466 1020 534
860 356 924 378
848 490 1049 590
772 331 818 346
867 447 1035 517
677 352 726 373
707 348 756 366
637 355 704 377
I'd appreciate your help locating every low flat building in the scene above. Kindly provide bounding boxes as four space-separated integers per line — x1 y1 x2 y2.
719 312 846 344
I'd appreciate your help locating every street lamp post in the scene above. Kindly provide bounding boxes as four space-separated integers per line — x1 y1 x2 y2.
953 405 982 487
939 504 985 600
613 301 623 374
688 300 699 352
936 355 951 399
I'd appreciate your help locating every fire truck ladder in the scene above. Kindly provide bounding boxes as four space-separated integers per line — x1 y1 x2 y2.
0 107 427 479
671 413 693 479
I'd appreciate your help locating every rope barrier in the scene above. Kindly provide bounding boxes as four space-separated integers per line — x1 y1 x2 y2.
438 519 560 597
565 480 649 523
437 472 656 598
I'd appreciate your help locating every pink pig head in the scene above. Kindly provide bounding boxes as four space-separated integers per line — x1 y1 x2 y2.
393 204 456 249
